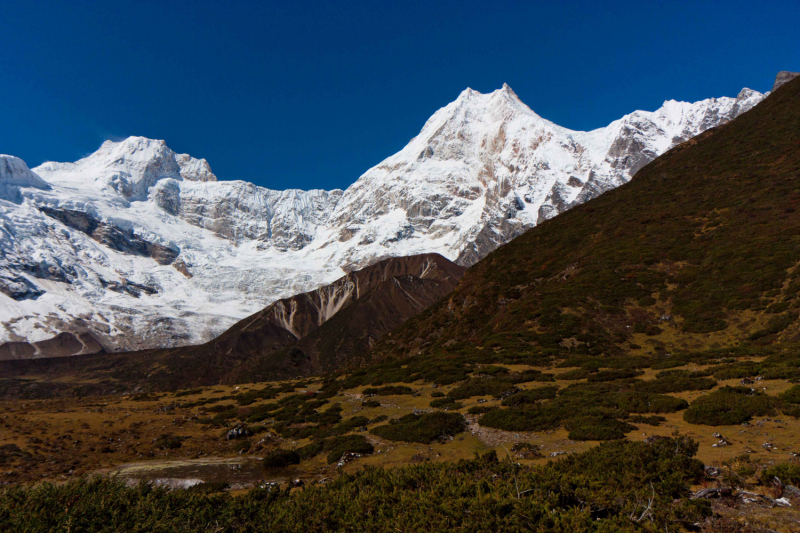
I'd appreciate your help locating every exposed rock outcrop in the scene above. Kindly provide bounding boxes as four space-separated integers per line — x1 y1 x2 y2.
773 71 799 92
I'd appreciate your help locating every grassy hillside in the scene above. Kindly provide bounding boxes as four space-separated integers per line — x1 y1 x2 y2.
371 76 800 366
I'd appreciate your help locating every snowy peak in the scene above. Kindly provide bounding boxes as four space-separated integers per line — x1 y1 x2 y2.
34 136 218 201
0 80 768 354
0 155 51 202
34 136 182 201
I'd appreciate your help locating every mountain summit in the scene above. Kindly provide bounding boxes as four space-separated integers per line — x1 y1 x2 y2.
0 84 764 352
372 75 800 367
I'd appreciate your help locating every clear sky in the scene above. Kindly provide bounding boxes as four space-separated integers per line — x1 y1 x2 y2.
1 1 798 191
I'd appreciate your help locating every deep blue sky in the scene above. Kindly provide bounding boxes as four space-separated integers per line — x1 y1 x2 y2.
1 1 798 191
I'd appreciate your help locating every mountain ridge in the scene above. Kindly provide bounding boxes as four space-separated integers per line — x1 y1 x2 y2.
0 253 464 396
368 74 800 368
0 82 765 353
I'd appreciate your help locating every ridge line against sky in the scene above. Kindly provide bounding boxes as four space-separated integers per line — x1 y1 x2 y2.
1 0 798 191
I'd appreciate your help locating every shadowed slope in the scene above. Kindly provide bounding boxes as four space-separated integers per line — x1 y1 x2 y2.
0 254 464 396
370 76 800 364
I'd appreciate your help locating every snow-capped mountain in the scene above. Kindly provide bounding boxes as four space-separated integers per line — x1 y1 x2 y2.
0 84 764 353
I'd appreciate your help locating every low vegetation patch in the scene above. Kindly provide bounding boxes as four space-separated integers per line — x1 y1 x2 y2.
760 463 800 486
564 416 637 441
500 386 558 406
0 438 710 532
628 415 667 426
447 378 516 400
587 369 643 382
779 384 800 404
478 406 562 432
262 448 300 468
323 435 374 464
429 397 463 409
152 434 182 450
371 412 466 444
362 385 413 396
683 386 778 426
634 372 717 394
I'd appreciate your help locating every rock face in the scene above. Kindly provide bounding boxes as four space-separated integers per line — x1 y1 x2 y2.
0 83 766 353
773 71 800 92
165 253 466 384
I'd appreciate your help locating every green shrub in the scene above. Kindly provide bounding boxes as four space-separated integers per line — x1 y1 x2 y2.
447 378 516 400
263 448 300 468
634 375 717 394
556 368 592 380
371 412 466 444
429 397 462 410
628 415 667 426
467 405 497 415
564 416 636 441
0 437 710 531
323 435 374 464
683 386 778 426
297 441 324 461
749 312 797 340
783 404 800 418
184 482 229 494
501 386 558 406
430 391 446 398
587 369 643 382
479 406 561 432
206 403 236 413
474 365 509 376
614 392 689 414
174 388 203 397
510 442 543 458
760 463 800 486
361 400 381 408
710 362 759 380
328 416 371 435
153 434 182 450
780 385 800 404
510 369 555 383
362 386 413 396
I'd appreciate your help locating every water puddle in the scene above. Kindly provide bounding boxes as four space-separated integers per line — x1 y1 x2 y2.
107 457 290 490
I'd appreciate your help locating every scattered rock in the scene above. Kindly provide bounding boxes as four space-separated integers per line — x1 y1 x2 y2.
226 426 252 440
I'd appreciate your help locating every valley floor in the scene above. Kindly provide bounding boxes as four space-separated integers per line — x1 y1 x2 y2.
2 356 800 531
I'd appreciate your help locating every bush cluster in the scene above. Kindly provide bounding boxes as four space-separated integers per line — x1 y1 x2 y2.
564 416 637 441
153 434 182 450
429 397 463 410
0 437 711 531
362 385 413 396
447 378 516 400
501 386 558 406
322 435 374 464
262 448 300 468
683 386 778 425
371 412 466 444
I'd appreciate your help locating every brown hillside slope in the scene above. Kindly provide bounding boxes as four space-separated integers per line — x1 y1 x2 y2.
370 76 800 365
0 254 464 396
